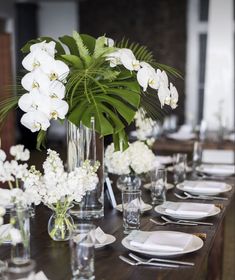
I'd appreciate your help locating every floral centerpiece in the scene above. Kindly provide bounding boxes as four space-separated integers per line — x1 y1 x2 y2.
0 32 179 150
105 140 156 190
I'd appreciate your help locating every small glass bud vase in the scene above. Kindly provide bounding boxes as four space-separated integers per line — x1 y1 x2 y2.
48 209 74 241
10 206 30 265
117 174 141 191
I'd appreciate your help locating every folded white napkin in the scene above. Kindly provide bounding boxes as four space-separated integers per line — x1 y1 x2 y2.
182 180 227 193
129 230 193 252
94 227 107 244
123 198 147 211
199 164 235 175
164 201 215 217
202 150 234 165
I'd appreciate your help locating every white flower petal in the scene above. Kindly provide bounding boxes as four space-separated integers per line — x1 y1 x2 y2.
41 59 69 81
105 37 114 47
21 111 50 132
22 49 54 71
30 40 56 57
137 67 149 91
48 81 66 99
21 69 50 93
158 84 170 107
170 83 179 109
49 99 69 120
0 149 6 162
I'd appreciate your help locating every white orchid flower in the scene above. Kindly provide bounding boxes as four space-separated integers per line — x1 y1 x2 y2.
21 68 50 94
41 59 69 82
158 83 171 108
137 62 159 91
104 37 114 47
21 111 50 132
22 48 54 72
157 69 169 87
106 48 140 71
48 80 66 99
30 40 56 57
18 92 45 113
0 149 6 162
41 99 69 120
169 82 179 109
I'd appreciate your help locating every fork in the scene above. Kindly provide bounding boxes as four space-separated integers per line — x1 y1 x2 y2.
161 216 213 226
119 255 179 268
184 192 228 201
149 218 197 226
174 192 216 201
129 253 194 266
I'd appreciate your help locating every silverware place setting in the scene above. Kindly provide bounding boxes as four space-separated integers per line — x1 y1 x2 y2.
160 216 213 226
149 218 198 226
174 192 228 201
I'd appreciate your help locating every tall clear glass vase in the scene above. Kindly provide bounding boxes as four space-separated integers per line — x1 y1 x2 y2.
10 206 30 265
67 118 104 219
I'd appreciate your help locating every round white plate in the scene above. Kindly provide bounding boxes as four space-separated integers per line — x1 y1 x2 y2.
154 203 220 220
95 234 116 248
167 166 192 173
115 204 152 213
196 165 235 177
122 231 203 257
143 183 174 191
176 182 232 196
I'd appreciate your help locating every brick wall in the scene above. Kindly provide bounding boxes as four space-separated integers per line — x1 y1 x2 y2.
80 0 187 124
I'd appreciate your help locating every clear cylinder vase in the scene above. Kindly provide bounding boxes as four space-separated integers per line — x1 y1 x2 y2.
116 174 141 191
67 118 104 219
10 207 30 265
48 210 74 241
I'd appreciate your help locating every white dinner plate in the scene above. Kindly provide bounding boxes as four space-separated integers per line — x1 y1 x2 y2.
196 164 235 177
154 202 220 220
167 166 192 173
176 181 232 196
95 234 116 248
122 231 203 257
115 204 152 213
143 183 174 191
166 133 196 141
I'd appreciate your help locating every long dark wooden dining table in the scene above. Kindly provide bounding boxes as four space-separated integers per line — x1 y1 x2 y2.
0 176 234 280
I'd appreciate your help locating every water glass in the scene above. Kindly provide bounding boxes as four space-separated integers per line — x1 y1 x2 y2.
122 189 141 234
6 259 35 280
70 223 96 280
0 260 7 280
193 141 203 166
173 153 187 184
150 168 167 205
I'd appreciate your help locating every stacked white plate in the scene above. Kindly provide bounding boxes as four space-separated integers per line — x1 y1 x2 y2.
196 164 235 177
154 201 220 220
176 180 232 196
122 230 203 257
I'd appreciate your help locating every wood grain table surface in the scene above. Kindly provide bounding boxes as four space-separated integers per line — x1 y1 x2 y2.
0 176 234 280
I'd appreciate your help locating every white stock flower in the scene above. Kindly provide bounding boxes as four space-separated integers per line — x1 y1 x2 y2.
30 40 56 57
22 48 54 72
21 110 50 132
0 206 6 217
0 189 12 207
0 149 6 162
10 145 30 161
169 83 179 109
41 59 69 82
137 62 159 91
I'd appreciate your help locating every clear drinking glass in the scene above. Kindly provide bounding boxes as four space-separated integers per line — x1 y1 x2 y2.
0 260 7 280
70 223 96 280
6 259 35 280
193 141 203 166
173 153 187 184
150 168 167 205
122 189 141 234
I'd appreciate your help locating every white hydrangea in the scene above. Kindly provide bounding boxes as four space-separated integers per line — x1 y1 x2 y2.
105 141 155 175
